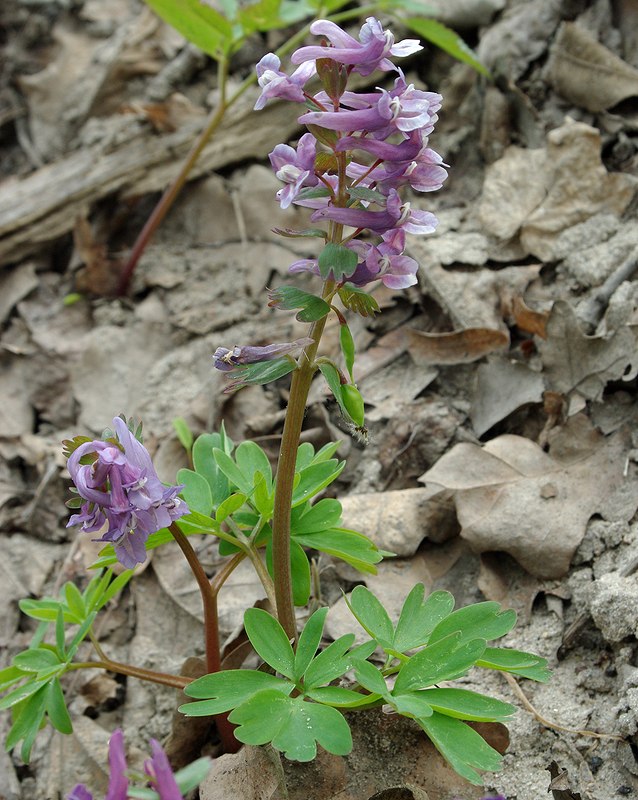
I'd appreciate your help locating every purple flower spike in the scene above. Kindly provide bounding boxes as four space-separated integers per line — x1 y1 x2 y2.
269 133 318 209
255 53 316 110
66 418 188 570
214 338 314 371
291 17 421 76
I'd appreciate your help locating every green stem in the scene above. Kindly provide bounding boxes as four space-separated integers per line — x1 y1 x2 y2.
271 281 334 640
169 523 220 676
69 660 190 690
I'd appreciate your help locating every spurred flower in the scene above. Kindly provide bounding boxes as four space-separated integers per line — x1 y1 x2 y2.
291 17 421 76
66 417 188 569
269 133 318 209
254 53 316 110
214 338 314 372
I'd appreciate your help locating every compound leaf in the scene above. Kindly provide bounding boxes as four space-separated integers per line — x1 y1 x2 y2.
393 585 455 652
181 669 293 716
229 691 352 760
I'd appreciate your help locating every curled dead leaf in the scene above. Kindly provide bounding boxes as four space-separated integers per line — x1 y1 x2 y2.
511 295 549 338
548 23 638 112
406 327 509 366
421 428 638 579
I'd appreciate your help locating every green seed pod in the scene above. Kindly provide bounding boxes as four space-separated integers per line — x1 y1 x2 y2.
341 384 365 428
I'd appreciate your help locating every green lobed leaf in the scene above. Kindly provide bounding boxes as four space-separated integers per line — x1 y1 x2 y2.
143 0 233 58
252 472 273 518
304 686 370 707
346 586 394 647
229 691 353 760
181 669 293 715
422 687 515 722
293 528 382 573
428 602 517 647
19 598 73 625
55 607 65 660
394 634 487 693
339 285 380 318
404 17 490 77
303 634 355 688
177 468 214 516
98 570 133 609
45 677 73 734
291 498 343 534
417 711 503 785
0 678 50 711
215 492 247 523
213 448 252 495
294 607 329 680
193 432 231 507
392 692 434 719
63 582 86 622
172 417 194 452
13 648 61 674
476 647 552 683
235 441 273 493
354 660 389 698
291 460 345 507
318 243 358 281
0 666 28 694
5 684 48 762
67 612 98 660
393 585 455 652
268 286 331 323
244 608 295 678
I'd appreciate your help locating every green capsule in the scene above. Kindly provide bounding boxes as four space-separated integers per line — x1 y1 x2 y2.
341 384 365 428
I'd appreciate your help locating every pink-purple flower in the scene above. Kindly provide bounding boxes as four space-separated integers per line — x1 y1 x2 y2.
269 133 318 209
66 417 188 569
254 53 316 110
67 729 209 800
291 17 421 76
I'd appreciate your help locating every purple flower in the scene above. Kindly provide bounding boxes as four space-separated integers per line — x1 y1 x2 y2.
291 17 421 76
67 730 208 800
255 53 316 110
214 338 314 371
299 77 441 136
336 129 424 162
145 740 182 800
349 229 419 289
269 133 318 209
67 729 128 800
66 417 188 569
346 146 448 194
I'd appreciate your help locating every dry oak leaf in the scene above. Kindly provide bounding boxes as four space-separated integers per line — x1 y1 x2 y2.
539 300 638 401
420 430 637 579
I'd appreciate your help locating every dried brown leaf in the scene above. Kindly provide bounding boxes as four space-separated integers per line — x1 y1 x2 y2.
539 301 638 400
406 327 509 366
511 295 549 338
548 23 638 112
421 428 638 578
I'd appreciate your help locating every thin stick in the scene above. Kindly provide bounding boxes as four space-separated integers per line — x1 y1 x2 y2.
503 672 623 741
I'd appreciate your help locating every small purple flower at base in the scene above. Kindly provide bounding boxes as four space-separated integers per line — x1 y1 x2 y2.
214 338 314 372
255 53 316 110
67 729 209 800
66 417 188 570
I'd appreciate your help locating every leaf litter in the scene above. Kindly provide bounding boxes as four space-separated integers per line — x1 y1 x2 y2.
2 0 638 798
